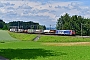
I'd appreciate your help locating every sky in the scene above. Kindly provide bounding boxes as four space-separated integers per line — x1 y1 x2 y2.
0 0 90 27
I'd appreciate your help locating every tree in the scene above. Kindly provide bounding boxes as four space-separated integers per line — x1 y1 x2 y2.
56 13 90 36
56 18 63 30
56 13 71 30
2 25 8 30
8 21 46 30
0 19 5 29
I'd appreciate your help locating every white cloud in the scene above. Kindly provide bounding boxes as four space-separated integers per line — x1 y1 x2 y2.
0 0 90 27
0 8 6 13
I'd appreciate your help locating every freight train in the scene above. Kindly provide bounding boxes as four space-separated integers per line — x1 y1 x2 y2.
9 29 75 36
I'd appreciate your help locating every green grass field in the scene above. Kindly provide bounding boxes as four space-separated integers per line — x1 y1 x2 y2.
1 41 90 60
38 35 90 42
0 30 90 60
9 32 90 42
0 30 17 42
9 32 37 41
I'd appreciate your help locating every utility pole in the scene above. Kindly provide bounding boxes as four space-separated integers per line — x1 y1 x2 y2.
81 23 82 36
50 25 51 30
17 21 19 32
81 23 87 36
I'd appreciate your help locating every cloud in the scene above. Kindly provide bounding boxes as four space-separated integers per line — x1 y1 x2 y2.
18 4 32 9
0 2 4 7
0 0 90 27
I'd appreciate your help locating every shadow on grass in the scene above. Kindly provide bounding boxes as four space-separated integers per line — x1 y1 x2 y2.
0 48 67 59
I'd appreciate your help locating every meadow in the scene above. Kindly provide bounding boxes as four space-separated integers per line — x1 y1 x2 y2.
9 32 37 41
0 30 90 60
38 35 90 42
0 30 17 42
1 41 90 60
9 32 90 42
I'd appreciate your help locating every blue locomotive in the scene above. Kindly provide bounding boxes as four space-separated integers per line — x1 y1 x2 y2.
10 28 75 36
55 30 75 35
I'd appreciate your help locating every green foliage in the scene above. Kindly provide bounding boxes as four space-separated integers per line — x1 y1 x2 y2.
0 19 46 30
38 25 46 30
8 21 46 30
56 18 62 30
0 20 8 30
56 13 90 36
2 25 8 30
0 20 46 30
0 19 5 29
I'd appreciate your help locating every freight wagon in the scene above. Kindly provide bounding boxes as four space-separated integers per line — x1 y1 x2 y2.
34 30 44 34
27 29 35 33
10 29 24 33
44 30 56 35
9 28 75 36
27 29 44 34
10 28 18 32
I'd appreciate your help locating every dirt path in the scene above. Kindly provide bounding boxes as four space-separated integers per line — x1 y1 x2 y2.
42 42 90 46
33 35 41 41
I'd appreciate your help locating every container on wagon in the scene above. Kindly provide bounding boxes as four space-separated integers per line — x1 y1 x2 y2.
44 30 50 33
18 29 24 33
34 30 44 34
10 29 13 32
23 29 28 33
49 30 56 33
27 29 35 33
10 28 17 32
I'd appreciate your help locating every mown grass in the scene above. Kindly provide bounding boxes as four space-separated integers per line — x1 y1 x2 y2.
0 41 90 60
8 32 90 42
1 30 90 60
9 32 37 41
0 30 17 42
38 35 90 42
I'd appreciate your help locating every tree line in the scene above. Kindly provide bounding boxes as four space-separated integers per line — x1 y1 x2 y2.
0 20 46 30
56 13 90 36
0 19 8 30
